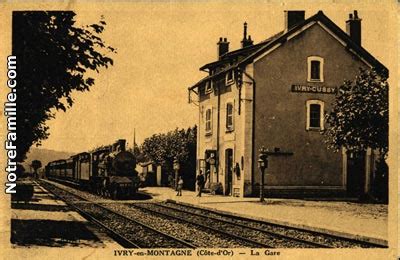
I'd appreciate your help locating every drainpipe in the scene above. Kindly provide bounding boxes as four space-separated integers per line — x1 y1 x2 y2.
188 87 201 189
242 70 256 195
197 92 201 177
216 84 220 183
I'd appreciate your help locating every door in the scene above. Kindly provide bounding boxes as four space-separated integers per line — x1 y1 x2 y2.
346 151 366 197
225 149 233 195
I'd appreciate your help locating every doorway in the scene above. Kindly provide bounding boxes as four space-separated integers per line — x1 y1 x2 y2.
346 151 366 197
225 149 233 195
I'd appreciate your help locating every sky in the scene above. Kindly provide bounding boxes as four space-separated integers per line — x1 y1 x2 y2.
37 2 393 153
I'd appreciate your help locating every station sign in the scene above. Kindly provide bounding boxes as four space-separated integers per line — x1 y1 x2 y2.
291 84 337 94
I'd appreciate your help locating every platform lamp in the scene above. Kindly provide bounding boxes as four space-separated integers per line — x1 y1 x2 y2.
173 157 180 191
258 147 269 202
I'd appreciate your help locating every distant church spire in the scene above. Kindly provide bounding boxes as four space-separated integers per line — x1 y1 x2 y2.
133 128 137 150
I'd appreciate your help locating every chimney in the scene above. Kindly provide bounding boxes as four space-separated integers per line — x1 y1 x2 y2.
241 22 254 48
217 37 229 59
346 10 361 46
284 10 305 31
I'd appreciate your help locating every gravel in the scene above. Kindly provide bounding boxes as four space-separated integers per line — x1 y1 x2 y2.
77 203 189 248
41 182 190 248
40 180 257 248
162 201 379 248
132 202 313 248
40 180 379 248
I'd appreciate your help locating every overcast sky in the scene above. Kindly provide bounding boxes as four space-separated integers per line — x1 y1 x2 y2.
37 2 393 153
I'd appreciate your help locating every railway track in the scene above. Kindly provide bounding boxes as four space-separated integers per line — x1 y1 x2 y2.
159 201 386 248
39 181 196 248
129 202 323 248
38 180 386 248
41 179 261 247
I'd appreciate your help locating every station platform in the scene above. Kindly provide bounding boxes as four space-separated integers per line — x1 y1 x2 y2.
141 186 388 246
10 179 117 248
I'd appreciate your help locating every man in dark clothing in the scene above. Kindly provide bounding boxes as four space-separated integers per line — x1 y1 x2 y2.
196 170 205 197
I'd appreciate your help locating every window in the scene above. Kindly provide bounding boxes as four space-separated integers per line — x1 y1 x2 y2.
225 70 234 85
205 108 212 134
226 102 234 131
306 100 324 130
309 104 320 127
205 81 212 94
310 61 320 80
307 56 324 82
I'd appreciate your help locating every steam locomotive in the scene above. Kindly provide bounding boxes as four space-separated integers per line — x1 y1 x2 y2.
45 139 141 199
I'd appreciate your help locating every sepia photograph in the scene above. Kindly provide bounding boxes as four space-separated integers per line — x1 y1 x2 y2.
0 1 398 259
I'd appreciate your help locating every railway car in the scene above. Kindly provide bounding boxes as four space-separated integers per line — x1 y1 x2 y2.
72 152 91 188
46 159 67 178
45 139 140 199
65 158 74 180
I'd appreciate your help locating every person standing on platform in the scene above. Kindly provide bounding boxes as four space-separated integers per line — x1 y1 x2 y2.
196 171 205 197
176 176 183 196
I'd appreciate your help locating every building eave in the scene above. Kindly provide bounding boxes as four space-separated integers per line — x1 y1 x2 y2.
189 10 388 92
239 11 388 76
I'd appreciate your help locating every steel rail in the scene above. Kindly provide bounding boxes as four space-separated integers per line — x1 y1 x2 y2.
153 202 330 248
39 181 196 249
130 203 274 248
37 181 141 248
165 200 387 248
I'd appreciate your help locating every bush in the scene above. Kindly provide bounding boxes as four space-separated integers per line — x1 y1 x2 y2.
210 182 223 195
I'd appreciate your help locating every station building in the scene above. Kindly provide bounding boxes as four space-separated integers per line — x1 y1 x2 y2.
188 10 387 198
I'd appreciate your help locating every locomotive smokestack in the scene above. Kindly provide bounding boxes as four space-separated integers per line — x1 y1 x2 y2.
115 139 126 152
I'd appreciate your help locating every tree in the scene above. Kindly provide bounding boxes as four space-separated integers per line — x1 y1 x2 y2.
325 68 388 159
128 145 146 164
16 164 26 178
13 11 115 162
141 126 197 189
324 68 388 201
31 160 42 178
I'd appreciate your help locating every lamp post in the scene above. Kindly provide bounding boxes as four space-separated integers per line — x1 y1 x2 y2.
258 147 268 202
173 157 180 191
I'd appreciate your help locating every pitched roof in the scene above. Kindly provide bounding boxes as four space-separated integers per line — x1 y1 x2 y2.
189 11 388 91
199 31 284 71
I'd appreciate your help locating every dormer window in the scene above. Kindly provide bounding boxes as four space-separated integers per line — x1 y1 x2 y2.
307 56 324 82
225 70 234 85
205 81 213 94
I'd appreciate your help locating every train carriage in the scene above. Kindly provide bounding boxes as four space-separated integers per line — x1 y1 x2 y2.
47 159 67 179
65 158 74 180
71 152 91 187
45 139 141 199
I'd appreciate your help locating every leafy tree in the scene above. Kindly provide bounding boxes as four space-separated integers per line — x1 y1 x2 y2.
141 126 197 189
325 68 388 201
31 160 42 178
128 145 146 164
325 68 388 159
16 164 26 178
13 11 115 162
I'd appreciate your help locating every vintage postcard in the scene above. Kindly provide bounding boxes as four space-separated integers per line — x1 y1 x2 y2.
0 0 398 259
